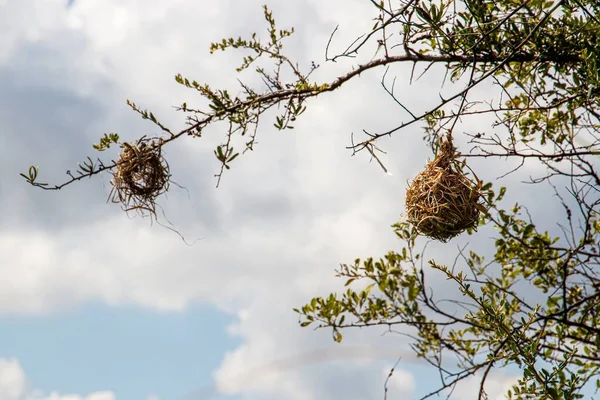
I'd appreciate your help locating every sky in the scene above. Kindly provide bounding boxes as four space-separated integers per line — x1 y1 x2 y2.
0 1 585 400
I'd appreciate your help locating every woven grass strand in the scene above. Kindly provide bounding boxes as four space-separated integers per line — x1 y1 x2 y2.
405 134 482 242
108 137 170 218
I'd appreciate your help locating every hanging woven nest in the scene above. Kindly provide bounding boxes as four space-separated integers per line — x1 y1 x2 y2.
405 133 483 242
108 137 170 217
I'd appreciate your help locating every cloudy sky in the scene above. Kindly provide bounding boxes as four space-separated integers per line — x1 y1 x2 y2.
0 1 576 400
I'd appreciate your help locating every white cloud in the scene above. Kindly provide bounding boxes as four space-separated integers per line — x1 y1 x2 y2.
0 358 114 400
381 365 416 397
451 372 519 400
0 359 26 400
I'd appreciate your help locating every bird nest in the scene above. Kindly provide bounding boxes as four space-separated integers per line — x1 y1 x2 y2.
405 134 483 242
108 137 170 217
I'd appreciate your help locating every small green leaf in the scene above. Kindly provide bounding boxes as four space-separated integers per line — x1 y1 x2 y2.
333 330 343 343
523 224 535 238
227 153 239 162
361 283 375 297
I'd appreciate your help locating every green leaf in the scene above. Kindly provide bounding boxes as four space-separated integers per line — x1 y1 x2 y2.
523 224 535 238
361 283 375 297
227 152 240 162
408 284 419 301
333 330 343 343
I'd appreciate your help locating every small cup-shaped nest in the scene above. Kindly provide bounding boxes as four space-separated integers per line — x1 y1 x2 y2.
405 136 482 242
109 138 170 217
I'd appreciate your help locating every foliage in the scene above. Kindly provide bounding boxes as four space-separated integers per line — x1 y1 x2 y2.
21 0 600 399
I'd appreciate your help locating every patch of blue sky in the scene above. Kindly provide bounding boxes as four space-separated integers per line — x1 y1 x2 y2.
0 302 239 400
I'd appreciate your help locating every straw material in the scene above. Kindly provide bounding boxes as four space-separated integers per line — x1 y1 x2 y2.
108 137 170 217
405 134 482 242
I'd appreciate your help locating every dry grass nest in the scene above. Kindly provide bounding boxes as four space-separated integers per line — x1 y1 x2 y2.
109 137 170 217
405 134 484 242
